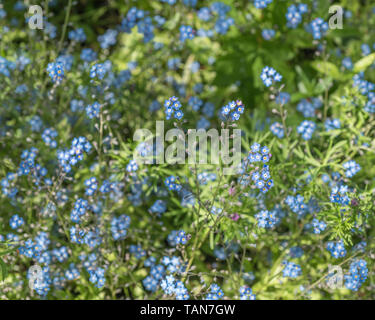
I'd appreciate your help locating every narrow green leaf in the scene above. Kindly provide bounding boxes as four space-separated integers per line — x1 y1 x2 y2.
311 61 341 80
353 53 375 73
0 258 8 282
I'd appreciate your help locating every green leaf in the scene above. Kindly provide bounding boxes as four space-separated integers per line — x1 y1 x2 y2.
0 258 8 282
209 231 214 250
353 53 375 73
311 61 341 80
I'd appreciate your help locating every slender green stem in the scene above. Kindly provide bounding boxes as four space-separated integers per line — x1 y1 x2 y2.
57 0 73 54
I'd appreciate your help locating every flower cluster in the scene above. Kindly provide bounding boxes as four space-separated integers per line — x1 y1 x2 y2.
179 25 194 42
326 240 347 258
205 283 224 300
308 18 329 40
239 286 256 300
68 28 86 42
297 98 322 118
282 261 302 278
289 246 304 258
214 15 234 35
262 29 275 40
160 275 189 300
311 218 327 234
70 198 89 223
41 128 58 148
270 122 285 138
46 61 64 84
126 160 138 172
352 73 375 113
81 48 97 62
164 96 184 120
353 72 374 95
221 100 245 121
65 264 80 280
197 3 234 35
149 200 167 216
188 96 203 111
285 195 307 218
253 0 273 9
0 56 15 77
98 29 118 49
247 143 273 193
275 92 291 105
121 7 155 42
86 102 101 119
57 54 73 71
111 215 131 240
143 264 165 292
174 230 188 245
255 209 279 228
286 4 308 28
260 66 282 87
57 137 92 173
129 244 147 259
18 148 37 176
344 259 368 291
162 255 182 273
19 240 42 259
53 246 69 262
364 91 375 113
325 118 341 131
343 160 361 178
90 63 106 80
9 214 24 229
342 57 353 70
84 177 98 196
297 120 316 140
88 267 106 288
197 171 216 185
330 185 350 206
